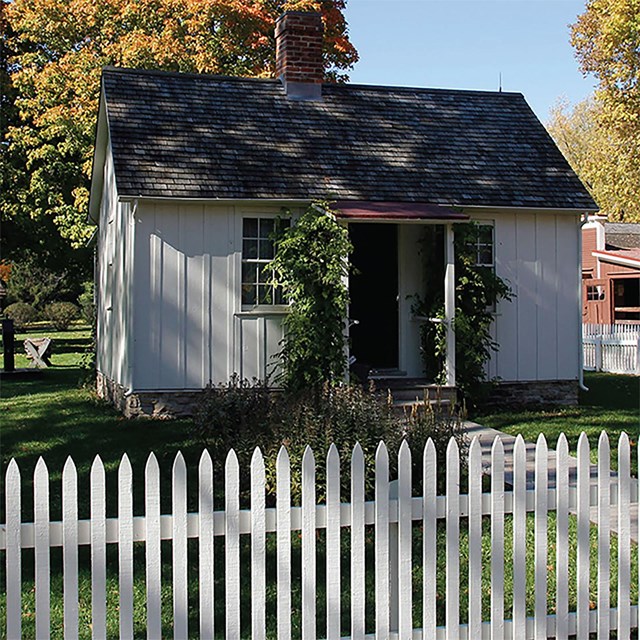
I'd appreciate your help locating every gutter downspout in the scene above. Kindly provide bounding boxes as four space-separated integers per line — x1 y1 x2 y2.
579 212 589 392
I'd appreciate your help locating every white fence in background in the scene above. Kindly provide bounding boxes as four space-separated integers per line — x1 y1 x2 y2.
583 324 640 374
1 433 638 639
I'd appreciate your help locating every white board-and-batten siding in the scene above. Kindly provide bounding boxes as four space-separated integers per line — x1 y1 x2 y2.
132 203 286 391
96 145 134 390
480 209 580 382
97 193 580 392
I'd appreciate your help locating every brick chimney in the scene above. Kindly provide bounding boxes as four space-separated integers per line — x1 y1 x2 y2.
275 11 324 100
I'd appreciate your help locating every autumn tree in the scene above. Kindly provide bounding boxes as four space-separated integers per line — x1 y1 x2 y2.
1 0 358 260
547 97 626 219
569 0 640 221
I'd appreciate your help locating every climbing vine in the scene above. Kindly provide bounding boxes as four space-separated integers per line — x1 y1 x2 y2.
269 201 352 392
414 223 512 401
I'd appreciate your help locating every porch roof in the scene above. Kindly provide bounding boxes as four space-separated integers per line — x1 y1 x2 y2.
333 201 469 222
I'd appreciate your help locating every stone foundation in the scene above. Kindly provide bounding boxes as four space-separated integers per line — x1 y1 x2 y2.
483 379 579 408
97 373 580 418
96 372 202 418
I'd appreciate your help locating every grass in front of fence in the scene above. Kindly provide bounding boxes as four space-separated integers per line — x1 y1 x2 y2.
476 372 640 472
3 515 638 639
1 326 202 521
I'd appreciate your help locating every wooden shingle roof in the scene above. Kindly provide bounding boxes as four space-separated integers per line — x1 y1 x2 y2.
101 67 597 210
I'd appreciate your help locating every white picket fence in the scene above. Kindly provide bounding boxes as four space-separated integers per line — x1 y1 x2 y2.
1 433 638 639
583 324 640 374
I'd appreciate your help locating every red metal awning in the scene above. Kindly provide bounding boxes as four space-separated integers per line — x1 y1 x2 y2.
332 201 469 221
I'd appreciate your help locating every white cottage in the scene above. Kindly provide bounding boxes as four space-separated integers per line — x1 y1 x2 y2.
89 11 597 417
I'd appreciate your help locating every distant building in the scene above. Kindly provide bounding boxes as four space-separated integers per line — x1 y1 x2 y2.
582 216 640 324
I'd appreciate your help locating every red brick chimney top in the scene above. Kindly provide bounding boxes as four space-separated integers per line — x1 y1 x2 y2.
275 11 324 100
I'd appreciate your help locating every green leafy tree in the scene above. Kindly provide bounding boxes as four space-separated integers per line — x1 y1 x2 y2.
270 202 352 391
569 0 640 221
1 0 358 257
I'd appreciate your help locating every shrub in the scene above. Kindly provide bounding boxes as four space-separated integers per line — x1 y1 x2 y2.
4 302 38 330
77 281 95 325
192 379 466 504
44 302 79 330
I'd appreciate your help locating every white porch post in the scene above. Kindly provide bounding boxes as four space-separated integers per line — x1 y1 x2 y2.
444 223 456 386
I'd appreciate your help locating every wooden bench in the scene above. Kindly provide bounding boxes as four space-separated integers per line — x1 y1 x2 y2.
24 337 52 368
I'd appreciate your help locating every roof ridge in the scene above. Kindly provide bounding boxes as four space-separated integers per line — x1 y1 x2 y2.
101 66 523 98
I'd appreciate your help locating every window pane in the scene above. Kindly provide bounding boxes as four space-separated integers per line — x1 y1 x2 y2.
258 285 272 305
478 226 493 244
259 239 274 260
258 266 270 284
243 218 258 238
242 262 257 284
243 239 258 259
478 248 493 265
260 218 274 238
275 287 286 305
242 284 256 306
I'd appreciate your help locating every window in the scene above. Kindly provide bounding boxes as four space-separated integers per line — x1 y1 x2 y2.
472 224 494 267
241 217 287 306
586 285 606 301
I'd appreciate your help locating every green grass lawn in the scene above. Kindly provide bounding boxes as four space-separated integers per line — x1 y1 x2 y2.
1 325 202 520
474 372 640 471
1 327 639 637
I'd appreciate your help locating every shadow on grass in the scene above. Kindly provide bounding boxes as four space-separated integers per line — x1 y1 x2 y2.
1 367 203 522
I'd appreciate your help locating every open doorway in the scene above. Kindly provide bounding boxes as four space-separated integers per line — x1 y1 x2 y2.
349 223 399 371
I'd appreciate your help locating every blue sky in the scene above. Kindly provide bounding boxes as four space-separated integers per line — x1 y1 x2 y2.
343 0 596 123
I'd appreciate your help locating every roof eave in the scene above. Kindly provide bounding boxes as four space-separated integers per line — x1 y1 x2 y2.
88 88 109 224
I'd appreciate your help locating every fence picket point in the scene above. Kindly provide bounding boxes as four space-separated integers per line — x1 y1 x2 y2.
62 457 79 640
173 452 188 640
351 442 365 640
35 457 51 640
512 435 527 637
618 433 631 639
198 449 215 640
445 438 460 640
423 439 437 640
251 447 267 640
145 453 162 640
556 434 569 640
534 434 548 640
398 440 412 639
375 441 390 639
326 443 341 640
576 433 591 640
6 459 22 640
598 431 611 639
90 456 106 640
491 437 505 640
118 454 134 640
226 449 241 639
302 446 316 640
276 446 291 640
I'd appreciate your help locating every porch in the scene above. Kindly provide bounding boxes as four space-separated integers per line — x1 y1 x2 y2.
336 201 468 394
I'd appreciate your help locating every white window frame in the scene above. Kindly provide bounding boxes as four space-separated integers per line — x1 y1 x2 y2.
240 215 289 311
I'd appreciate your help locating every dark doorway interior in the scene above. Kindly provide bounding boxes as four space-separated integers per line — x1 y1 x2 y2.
349 223 399 370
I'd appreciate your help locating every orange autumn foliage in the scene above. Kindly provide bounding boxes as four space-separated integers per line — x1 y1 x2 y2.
3 0 358 246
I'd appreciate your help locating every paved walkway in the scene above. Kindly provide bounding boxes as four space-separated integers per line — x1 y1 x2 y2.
464 420 639 541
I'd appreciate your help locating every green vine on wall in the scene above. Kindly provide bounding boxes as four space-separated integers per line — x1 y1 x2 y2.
269 201 352 392
414 223 513 401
